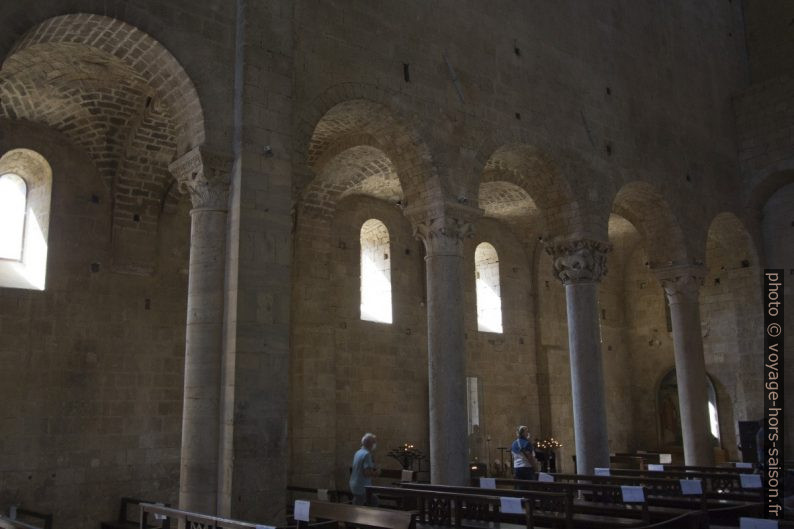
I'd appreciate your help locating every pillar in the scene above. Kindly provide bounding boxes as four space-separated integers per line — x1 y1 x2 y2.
545 239 611 475
170 147 232 514
408 202 480 485
655 266 714 466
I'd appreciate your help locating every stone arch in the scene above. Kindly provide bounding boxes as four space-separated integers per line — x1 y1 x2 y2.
611 181 689 266
705 212 759 271
300 145 402 222
1 14 206 272
477 143 584 241
654 367 724 450
294 84 439 205
5 14 204 153
478 180 537 223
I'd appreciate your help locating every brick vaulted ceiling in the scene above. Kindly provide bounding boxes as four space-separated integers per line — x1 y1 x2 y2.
0 14 205 273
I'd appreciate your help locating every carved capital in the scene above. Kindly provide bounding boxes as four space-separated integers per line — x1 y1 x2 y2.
413 216 475 256
653 265 706 305
544 238 612 284
169 147 233 210
405 200 481 257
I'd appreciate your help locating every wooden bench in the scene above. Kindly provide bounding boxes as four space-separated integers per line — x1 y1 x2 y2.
548 472 762 525
0 508 52 529
102 497 169 529
572 455 646 470
658 465 755 474
349 468 417 484
287 486 353 505
402 482 664 529
298 500 416 529
140 503 279 529
549 473 708 510
0 516 45 529
610 468 764 502
366 484 569 529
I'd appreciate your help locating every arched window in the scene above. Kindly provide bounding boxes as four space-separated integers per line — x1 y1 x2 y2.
360 219 392 324
0 149 52 291
657 368 721 448
0 173 27 261
475 242 503 333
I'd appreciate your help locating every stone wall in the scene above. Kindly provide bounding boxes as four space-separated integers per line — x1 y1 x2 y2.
0 120 190 528
0 0 786 526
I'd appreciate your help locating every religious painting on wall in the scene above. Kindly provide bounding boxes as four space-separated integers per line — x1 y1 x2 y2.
658 369 683 447
657 368 722 450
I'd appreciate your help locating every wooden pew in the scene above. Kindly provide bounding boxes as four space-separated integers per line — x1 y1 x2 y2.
348 468 417 484
549 473 763 526
102 497 169 529
0 508 52 529
140 503 278 529
400 482 706 529
573 455 646 470
366 484 569 529
656 465 755 474
287 486 353 504
610 468 764 502
0 516 44 529
400 482 670 529
485 479 695 528
297 500 415 529
550 473 709 511
139 501 414 529
637 512 702 528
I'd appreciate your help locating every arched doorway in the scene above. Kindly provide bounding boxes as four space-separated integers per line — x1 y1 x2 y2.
657 368 721 451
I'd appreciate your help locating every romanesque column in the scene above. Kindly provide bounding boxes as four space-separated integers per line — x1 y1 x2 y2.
545 239 611 475
169 147 232 514
407 201 480 486
654 266 714 466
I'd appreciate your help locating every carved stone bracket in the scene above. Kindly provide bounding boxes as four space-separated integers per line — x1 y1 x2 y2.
544 238 612 284
653 265 706 305
169 146 233 210
404 200 482 257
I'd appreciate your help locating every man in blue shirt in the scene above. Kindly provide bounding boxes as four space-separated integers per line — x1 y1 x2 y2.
350 432 380 505
511 426 536 487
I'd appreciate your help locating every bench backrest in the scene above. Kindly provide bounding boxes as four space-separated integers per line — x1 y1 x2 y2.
610 469 760 493
305 501 414 529
0 516 43 529
549 473 709 513
573 454 646 469
661 465 754 474
468 478 645 506
119 497 169 526
367 484 569 529
140 503 262 529
1 509 52 529
287 486 352 503
409 480 650 524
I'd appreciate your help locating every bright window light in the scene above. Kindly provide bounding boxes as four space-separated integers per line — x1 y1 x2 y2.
0 173 27 261
360 218 392 324
708 401 720 440
475 242 503 333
